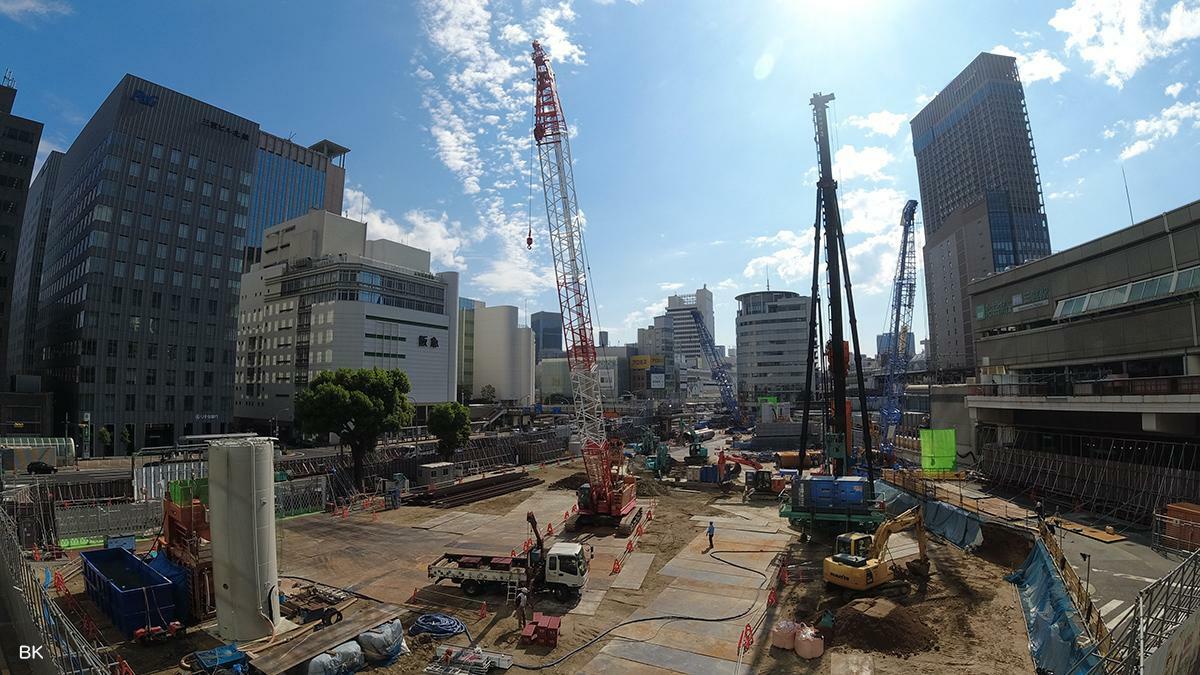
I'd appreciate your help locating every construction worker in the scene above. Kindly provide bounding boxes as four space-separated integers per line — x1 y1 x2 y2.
707 521 715 550
515 586 529 628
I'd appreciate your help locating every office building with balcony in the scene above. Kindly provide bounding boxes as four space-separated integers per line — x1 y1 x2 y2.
735 290 810 408
32 74 346 454
0 76 44 385
912 52 1052 371
235 210 458 438
966 198 1200 520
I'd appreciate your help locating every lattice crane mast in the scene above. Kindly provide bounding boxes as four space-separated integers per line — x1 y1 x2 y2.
878 200 919 464
530 41 637 528
690 309 743 427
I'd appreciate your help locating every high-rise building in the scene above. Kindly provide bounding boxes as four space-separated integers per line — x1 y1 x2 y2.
235 210 458 437
735 290 810 406
876 332 916 366
911 52 1051 371
7 151 61 379
34 74 346 454
464 303 534 404
637 314 676 395
457 297 485 401
665 285 714 361
0 75 44 386
530 311 563 361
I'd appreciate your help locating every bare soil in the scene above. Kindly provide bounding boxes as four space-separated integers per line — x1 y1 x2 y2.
830 598 936 656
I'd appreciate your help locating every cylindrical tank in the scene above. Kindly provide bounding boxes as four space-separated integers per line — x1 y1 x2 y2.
209 438 279 641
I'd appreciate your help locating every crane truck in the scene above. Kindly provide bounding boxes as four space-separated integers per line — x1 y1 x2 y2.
428 512 589 602
822 505 930 597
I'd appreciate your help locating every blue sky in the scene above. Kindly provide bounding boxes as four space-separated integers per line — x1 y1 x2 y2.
4 0 1200 349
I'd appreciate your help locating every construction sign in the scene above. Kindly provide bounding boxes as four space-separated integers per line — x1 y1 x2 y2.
919 429 956 471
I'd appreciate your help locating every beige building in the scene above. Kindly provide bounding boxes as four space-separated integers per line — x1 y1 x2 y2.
458 302 534 404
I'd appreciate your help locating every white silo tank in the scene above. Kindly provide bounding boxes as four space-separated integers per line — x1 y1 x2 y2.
208 438 280 641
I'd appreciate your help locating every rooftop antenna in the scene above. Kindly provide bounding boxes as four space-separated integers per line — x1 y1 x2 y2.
766 268 771 291
2 69 14 88
1120 164 1135 227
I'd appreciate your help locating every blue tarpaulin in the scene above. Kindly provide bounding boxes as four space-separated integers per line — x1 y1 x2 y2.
1006 541 1102 675
873 479 919 515
923 500 983 551
146 552 190 621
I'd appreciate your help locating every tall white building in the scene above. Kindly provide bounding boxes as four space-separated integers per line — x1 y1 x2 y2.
234 210 458 436
468 304 534 404
665 285 714 361
735 290 809 407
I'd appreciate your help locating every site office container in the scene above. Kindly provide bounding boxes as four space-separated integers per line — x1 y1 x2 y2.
80 547 177 638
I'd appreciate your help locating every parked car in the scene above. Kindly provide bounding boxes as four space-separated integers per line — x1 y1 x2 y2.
27 461 57 475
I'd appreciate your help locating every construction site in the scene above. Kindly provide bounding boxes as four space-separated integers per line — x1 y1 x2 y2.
3 38 1200 675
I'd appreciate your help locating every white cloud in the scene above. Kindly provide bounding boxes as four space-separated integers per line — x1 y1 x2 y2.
742 230 814 283
0 0 71 20
1047 189 1082 200
658 282 685 291
715 278 739 291
710 239 727 246
1119 100 1200 159
1050 0 1200 88
833 145 895 182
844 110 908 137
344 185 469 270
914 91 938 107
414 65 434 80
1166 81 1186 97
990 44 1068 84
622 299 668 331
500 23 530 44
841 188 909 235
1062 148 1089 163
537 1 586 65
1103 126 1118 139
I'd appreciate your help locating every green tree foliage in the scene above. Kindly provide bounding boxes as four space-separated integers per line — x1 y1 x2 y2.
97 427 113 454
121 425 133 452
428 402 471 458
479 384 497 403
294 368 415 488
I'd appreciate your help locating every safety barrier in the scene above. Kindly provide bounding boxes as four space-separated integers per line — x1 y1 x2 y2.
1007 540 1104 674
1035 520 1111 654
53 500 163 543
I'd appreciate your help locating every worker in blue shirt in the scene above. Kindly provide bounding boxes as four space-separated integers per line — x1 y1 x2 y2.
707 521 715 550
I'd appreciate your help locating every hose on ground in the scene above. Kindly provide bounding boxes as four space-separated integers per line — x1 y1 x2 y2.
408 613 467 638
510 547 792 670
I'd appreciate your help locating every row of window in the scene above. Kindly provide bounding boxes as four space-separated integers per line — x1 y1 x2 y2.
117 139 252 186
1054 264 1200 319
80 366 218 387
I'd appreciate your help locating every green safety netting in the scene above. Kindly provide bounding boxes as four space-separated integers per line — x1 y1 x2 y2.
920 429 957 471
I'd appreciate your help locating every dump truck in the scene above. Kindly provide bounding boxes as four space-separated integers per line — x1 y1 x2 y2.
428 512 589 602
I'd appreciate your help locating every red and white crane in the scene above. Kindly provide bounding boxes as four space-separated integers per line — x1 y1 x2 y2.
530 41 638 529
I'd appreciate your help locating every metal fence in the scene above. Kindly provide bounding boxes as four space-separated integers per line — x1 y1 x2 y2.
134 460 207 501
1084 547 1200 674
0 507 112 674
52 500 163 544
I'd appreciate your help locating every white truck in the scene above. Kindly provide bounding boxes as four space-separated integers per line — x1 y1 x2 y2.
427 512 589 602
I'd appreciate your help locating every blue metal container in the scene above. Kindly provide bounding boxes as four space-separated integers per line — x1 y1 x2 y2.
835 476 867 506
81 547 176 638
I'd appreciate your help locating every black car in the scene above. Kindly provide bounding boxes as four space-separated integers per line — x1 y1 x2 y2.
26 461 57 475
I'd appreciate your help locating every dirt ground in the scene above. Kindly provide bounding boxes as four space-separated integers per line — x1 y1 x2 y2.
78 457 1033 674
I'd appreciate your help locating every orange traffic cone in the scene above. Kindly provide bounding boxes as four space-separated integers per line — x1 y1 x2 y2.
612 558 622 574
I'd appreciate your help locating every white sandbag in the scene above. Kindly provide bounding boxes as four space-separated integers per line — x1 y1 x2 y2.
357 619 410 662
306 640 365 675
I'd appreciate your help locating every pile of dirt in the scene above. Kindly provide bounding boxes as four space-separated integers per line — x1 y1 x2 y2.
635 478 671 496
831 597 936 656
548 472 589 491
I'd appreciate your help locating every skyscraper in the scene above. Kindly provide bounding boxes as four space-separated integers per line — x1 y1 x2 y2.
735 290 810 405
33 74 346 454
0 74 44 385
911 52 1051 371
7 151 61 379
665 285 714 361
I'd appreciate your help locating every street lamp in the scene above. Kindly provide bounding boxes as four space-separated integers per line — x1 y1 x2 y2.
1080 551 1092 599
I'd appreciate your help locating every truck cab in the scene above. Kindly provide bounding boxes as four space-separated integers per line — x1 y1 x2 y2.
545 542 589 596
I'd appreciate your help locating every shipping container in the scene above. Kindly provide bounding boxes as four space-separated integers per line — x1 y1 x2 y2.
81 547 176 638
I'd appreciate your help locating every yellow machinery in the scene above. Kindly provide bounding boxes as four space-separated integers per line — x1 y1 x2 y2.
823 505 930 595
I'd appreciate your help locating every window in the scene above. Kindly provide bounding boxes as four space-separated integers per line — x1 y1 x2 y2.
189 297 200 313
107 340 118 357
1177 267 1200 292
222 164 233 180
184 395 194 411
147 166 159 183
162 194 174 210
207 299 218 315
166 171 178 187
129 315 142 332
1128 274 1173 302
199 204 211 219
214 231 225 247
159 218 171 234
124 367 137 384
216 209 227 224
193 250 205 266
204 347 214 363
145 395 156 412
153 268 165 284
142 189 155 204
165 395 175 411
148 343 158 358
186 346 196 362
117 235 130 252
167 344 177 359
175 248 186 263
240 170 251 186
178 223 189 239
236 192 250 208
134 265 146 281
105 366 116 384
110 286 123 304
205 160 217 175
121 209 134 227
172 271 183 287
1086 286 1128 312
131 289 142 306
145 369 157 386
152 143 163 159
128 161 141 178
219 187 230 202
202 395 213 411
196 227 207 243
134 137 145 153
155 243 167 259
203 371 214 387
125 394 136 411
184 176 195 193
170 148 181 165
191 274 201 289
136 239 149 256
211 254 222 270
185 371 196 386
188 154 199 170
113 261 126 277
202 181 213 198
181 199 192 215
166 369 176 385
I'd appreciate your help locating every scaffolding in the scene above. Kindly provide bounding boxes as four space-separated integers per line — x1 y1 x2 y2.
979 426 1200 523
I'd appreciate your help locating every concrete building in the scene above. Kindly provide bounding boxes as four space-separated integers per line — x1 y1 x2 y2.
0 76 44 386
966 198 1200 516
457 298 485 401
530 311 563 361
30 74 346 454
876 332 916 367
537 355 620 403
912 52 1052 371
665 286 714 361
235 210 458 437
637 314 676 395
630 354 667 397
7 151 60 379
735 290 810 407
467 304 534 405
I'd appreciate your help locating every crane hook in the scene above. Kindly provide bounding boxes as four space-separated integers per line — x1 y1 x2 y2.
526 225 534 250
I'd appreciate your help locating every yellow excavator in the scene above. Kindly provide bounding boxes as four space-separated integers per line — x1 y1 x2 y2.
823 505 931 596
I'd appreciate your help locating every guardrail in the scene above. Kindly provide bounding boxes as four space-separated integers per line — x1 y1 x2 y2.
968 374 1200 397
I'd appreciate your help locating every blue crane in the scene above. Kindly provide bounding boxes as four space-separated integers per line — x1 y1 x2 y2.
689 309 744 427
878 199 919 464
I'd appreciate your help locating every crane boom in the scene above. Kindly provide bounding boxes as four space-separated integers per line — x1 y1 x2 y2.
879 200 919 463
689 309 742 426
532 41 632 520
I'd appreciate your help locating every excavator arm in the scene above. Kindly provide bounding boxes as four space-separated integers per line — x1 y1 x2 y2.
867 505 927 561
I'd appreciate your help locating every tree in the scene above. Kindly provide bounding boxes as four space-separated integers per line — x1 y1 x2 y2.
479 384 497 403
295 368 415 488
428 402 471 458
121 425 133 453
97 427 113 455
